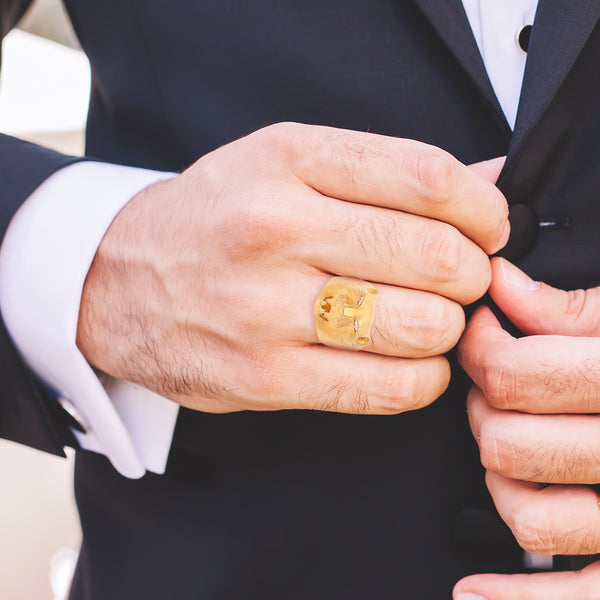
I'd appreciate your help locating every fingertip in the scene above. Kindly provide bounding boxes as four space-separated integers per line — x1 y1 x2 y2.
467 304 501 329
489 258 577 335
467 156 506 184
469 157 508 256
490 257 541 296
453 575 499 600
488 195 511 256
478 203 509 256
494 218 511 254
457 246 492 306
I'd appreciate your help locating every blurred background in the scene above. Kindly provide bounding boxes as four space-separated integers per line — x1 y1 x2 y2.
0 1 89 598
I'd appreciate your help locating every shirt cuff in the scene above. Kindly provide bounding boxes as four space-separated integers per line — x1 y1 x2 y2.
0 161 180 478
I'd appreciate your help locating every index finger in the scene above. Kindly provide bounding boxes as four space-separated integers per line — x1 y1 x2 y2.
288 124 509 254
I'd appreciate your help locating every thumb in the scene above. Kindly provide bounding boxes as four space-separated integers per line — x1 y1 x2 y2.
468 156 506 184
488 256 600 336
453 561 600 600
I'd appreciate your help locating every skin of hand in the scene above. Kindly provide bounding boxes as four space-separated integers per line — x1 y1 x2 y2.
453 256 600 599
76 122 508 415
454 561 600 600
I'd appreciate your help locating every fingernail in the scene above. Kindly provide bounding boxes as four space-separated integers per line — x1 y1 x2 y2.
456 593 489 600
498 257 540 291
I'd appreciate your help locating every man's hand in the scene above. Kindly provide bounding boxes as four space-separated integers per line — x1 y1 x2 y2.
454 561 600 600
77 122 508 415
455 256 600 599
459 257 600 556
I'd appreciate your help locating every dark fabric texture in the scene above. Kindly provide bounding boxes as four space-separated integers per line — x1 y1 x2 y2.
0 0 598 597
0 0 85 454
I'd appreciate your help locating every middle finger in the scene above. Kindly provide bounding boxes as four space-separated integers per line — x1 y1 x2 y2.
301 193 492 305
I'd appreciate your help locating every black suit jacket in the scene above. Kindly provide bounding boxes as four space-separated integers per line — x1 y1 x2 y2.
1 1 600 598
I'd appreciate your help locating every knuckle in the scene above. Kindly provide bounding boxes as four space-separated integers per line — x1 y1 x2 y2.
229 205 272 251
480 357 519 410
563 288 598 332
419 224 462 281
225 202 293 256
369 367 421 414
414 150 459 200
259 121 302 143
411 300 454 353
564 288 587 317
513 509 556 555
256 121 302 162
478 426 518 475
511 499 596 556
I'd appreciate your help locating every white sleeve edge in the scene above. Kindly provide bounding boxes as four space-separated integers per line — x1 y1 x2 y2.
0 161 179 478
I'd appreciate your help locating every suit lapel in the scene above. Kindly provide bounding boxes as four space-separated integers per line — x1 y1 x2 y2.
508 1 600 158
412 0 509 132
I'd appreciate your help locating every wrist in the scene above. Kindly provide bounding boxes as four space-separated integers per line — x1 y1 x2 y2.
76 177 175 378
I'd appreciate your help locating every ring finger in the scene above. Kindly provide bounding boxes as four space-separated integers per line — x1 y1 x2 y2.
287 273 465 358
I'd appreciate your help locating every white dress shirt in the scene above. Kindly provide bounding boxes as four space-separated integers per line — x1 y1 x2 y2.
0 0 540 478
462 0 539 129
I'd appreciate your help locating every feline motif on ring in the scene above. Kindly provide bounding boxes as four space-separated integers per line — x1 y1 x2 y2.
314 277 379 350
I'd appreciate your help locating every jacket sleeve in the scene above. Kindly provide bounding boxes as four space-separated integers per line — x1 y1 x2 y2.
0 1 85 455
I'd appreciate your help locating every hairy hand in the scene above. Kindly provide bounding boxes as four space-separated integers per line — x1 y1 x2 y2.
77 122 508 415
459 257 600 556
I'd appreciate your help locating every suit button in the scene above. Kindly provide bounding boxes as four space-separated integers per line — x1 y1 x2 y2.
517 24 533 52
496 203 538 262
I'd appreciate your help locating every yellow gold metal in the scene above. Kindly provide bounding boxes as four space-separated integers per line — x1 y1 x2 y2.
314 277 378 350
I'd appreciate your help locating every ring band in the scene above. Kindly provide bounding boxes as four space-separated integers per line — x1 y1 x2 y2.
314 277 379 350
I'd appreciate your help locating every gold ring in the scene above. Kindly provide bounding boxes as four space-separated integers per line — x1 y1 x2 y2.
314 277 379 350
